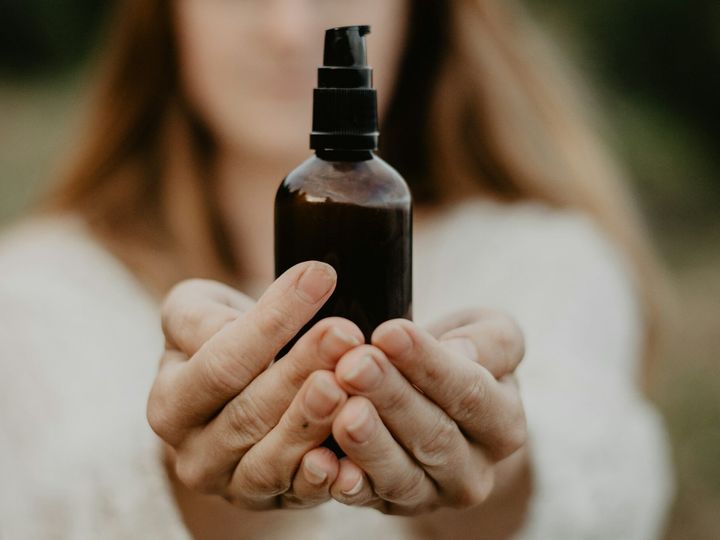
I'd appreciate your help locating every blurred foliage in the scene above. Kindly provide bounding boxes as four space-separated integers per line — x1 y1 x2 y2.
526 0 720 233
531 0 720 143
0 0 106 76
2 0 717 229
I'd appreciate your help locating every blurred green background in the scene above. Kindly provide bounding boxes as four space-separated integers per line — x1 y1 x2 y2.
0 1 718 538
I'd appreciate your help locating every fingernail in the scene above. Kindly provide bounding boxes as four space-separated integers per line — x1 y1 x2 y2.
303 458 328 485
443 338 477 362
342 475 364 496
342 355 382 391
378 323 413 358
306 376 343 418
346 406 374 444
296 263 336 304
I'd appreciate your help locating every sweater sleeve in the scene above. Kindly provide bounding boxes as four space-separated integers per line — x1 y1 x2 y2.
491 214 675 540
0 221 191 540
414 201 674 539
0 218 420 540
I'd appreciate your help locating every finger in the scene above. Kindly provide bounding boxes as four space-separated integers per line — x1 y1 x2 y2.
282 447 340 509
330 457 378 508
371 319 526 459
153 285 251 412
438 313 525 378
335 345 485 505
227 371 346 509
175 318 361 476
423 308 489 339
161 279 255 357
332 397 437 513
152 261 337 432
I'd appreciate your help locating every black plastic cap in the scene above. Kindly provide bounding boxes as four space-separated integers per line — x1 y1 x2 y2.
311 25 379 151
323 25 370 67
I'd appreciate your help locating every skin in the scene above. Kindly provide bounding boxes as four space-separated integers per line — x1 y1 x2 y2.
175 0 407 162
148 263 530 530
148 0 532 536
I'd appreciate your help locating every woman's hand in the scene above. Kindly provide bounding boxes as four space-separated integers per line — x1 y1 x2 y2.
328 310 527 515
147 261 366 510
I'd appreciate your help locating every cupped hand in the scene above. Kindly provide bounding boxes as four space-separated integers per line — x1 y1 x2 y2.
147 261 366 510
328 310 527 515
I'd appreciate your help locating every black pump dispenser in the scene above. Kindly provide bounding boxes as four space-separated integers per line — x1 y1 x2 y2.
275 27 413 456
310 25 379 151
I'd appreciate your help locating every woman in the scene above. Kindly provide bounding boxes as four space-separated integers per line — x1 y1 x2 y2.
0 0 673 538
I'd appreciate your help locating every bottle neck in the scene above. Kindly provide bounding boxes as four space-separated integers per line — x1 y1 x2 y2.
315 149 374 162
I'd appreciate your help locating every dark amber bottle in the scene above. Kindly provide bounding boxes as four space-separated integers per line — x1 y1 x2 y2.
274 26 413 357
275 149 412 354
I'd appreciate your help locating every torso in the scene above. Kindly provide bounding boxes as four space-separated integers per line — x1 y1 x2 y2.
0 201 673 539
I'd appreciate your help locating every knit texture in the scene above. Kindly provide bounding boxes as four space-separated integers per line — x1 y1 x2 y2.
0 199 673 539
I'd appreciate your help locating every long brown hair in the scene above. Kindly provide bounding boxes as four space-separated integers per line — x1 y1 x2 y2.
42 0 666 361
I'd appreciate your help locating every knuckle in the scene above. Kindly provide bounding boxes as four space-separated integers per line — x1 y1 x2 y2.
412 414 459 468
452 471 494 509
278 356 306 391
505 424 529 456
254 303 296 339
242 461 291 497
492 411 528 460
282 481 332 509
280 355 312 392
224 394 272 444
378 376 410 410
174 454 218 494
453 376 488 421
489 315 525 364
146 387 178 443
376 467 427 505
146 404 172 441
416 358 444 391
199 345 250 396
174 304 202 341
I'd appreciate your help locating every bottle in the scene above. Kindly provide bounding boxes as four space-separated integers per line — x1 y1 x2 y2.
274 25 413 360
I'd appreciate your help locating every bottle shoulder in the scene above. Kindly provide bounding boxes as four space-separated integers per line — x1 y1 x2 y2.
277 154 411 208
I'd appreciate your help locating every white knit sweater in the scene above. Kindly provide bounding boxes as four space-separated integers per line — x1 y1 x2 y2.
0 198 673 539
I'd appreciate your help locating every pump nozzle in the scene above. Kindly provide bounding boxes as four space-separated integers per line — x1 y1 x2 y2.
323 25 371 67
311 25 379 151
